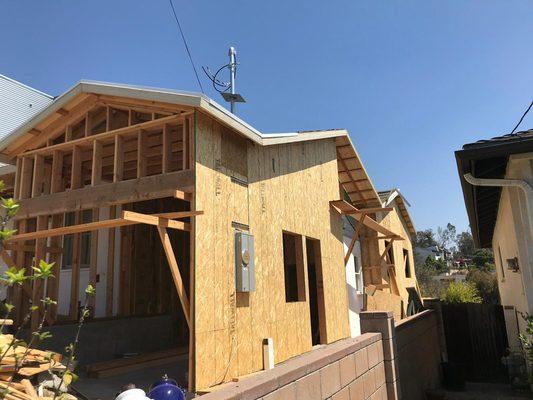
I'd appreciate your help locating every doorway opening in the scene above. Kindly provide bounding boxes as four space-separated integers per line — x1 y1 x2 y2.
306 237 327 346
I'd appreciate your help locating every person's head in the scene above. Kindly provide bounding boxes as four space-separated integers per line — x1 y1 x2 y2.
121 383 136 392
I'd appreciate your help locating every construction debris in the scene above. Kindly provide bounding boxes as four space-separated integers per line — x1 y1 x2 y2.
0 328 69 400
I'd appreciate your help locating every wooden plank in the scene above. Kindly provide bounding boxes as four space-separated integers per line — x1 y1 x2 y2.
187 117 195 393
88 209 99 311
91 140 103 185
106 205 116 317
153 211 203 219
113 135 124 182
16 169 194 219
182 122 188 170
162 124 171 173
69 211 82 320
157 227 190 327
344 220 364 266
71 146 82 189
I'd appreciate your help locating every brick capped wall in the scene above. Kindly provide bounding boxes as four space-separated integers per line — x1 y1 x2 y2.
198 332 387 400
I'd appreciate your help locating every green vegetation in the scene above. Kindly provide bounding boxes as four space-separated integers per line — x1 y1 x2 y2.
441 281 482 304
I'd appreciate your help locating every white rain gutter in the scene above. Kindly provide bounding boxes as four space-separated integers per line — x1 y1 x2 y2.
463 173 533 198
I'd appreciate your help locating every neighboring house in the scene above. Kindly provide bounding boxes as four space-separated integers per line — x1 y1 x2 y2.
0 79 413 391
433 269 467 285
414 245 453 267
0 74 53 192
0 75 53 299
456 128 533 350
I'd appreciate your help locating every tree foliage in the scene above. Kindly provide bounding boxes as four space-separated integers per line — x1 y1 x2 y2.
441 281 482 304
414 229 437 248
437 223 457 252
466 269 499 304
456 231 475 258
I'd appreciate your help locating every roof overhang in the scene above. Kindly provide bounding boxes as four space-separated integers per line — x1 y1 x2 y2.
455 133 533 248
379 189 416 238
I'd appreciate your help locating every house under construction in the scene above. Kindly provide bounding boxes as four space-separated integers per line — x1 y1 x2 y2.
0 80 420 391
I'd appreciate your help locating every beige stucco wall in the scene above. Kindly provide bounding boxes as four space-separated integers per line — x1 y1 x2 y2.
492 155 533 338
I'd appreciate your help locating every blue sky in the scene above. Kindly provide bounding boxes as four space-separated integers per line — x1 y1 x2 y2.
1 1 532 233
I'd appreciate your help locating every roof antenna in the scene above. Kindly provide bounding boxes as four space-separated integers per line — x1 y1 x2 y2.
202 46 246 114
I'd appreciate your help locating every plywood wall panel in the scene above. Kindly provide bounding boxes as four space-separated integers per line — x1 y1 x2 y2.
194 114 349 389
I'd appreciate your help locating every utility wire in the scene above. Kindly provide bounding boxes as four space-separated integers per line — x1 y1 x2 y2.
168 0 204 93
510 99 533 135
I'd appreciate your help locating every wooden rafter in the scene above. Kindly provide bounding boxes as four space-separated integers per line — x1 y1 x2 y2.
344 218 365 266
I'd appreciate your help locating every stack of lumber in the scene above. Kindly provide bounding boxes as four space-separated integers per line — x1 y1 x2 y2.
0 330 66 400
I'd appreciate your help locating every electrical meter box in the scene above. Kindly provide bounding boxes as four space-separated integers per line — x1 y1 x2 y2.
235 231 255 292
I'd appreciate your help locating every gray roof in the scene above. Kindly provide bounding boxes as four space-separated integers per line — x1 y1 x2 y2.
0 74 53 142
462 128 533 150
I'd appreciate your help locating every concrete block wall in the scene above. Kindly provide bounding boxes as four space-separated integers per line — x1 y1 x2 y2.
199 333 387 400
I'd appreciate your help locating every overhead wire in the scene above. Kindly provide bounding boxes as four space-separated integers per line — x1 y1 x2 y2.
510 99 533 135
168 0 204 93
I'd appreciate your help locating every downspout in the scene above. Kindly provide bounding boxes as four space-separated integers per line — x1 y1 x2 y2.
464 173 533 198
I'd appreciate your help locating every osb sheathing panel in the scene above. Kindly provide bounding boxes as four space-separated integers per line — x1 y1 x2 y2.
377 205 418 309
367 290 403 321
194 112 349 389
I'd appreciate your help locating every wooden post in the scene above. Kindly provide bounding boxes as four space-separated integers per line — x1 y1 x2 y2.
71 146 82 189
88 209 99 311
182 122 188 170
137 130 148 178
69 211 81 321
106 205 116 317
13 158 22 199
85 112 92 137
50 150 64 194
113 135 124 182
162 124 171 174
92 140 103 185
31 215 48 331
31 154 44 197
20 157 33 199
47 214 64 322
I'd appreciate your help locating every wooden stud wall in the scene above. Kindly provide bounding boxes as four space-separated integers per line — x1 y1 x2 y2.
193 113 349 389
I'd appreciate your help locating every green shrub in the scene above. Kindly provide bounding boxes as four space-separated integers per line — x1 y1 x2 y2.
441 281 482 304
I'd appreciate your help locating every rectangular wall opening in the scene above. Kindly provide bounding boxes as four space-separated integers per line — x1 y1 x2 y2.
282 231 305 302
306 237 327 346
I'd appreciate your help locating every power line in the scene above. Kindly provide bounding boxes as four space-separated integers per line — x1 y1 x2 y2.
168 0 204 93
510 99 533 135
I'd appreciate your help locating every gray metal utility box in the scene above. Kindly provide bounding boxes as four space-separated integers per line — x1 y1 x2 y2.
235 231 255 292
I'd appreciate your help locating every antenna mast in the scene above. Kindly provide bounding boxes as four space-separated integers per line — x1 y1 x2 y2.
203 46 245 114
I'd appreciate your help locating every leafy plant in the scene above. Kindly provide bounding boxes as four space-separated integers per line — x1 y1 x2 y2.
441 281 482 304
519 314 533 382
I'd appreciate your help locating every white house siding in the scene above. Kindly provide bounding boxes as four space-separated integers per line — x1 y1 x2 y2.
0 74 53 142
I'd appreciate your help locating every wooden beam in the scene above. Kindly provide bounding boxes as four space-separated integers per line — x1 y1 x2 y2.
92 140 103 185
7 211 190 242
330 200 403 240
182 122 188 170
47 214 63 322
56 108 68 116
157 227 190 327
351 207 393 214
153 211 203 219
106 205 116 317
16 170 194 219
344 219 365 266
13 158 22 199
